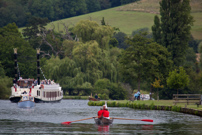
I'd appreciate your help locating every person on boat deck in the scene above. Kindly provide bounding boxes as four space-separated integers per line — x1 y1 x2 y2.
13 78 16 84
22 91 27 94
95 94 98 99
97 107 103 118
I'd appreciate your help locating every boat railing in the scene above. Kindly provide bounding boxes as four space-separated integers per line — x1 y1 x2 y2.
43 84 60 90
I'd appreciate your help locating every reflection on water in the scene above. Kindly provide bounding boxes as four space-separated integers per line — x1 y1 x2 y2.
97 125 110 134
0 100 202 134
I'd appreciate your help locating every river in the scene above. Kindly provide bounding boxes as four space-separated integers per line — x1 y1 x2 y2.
0 99 202 134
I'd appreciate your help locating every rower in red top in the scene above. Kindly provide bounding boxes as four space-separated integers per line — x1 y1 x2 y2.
97 107 103 118
102 105 110 119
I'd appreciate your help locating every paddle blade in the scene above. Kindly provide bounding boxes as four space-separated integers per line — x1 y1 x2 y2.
141 119 153 122
61 121 71 125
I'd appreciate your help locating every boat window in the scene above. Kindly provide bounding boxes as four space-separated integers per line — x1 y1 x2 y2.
37 90 40 96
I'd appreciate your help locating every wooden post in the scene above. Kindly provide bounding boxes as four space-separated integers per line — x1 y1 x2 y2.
201 95 202 105
37 48 40 85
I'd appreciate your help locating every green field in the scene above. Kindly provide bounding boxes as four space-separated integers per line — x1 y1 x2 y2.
41 0 202 40
45 8 155 36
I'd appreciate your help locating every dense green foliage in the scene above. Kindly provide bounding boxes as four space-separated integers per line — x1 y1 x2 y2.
0 23 36 78
0 0 139 28
119 32 172 91
0 76 12 99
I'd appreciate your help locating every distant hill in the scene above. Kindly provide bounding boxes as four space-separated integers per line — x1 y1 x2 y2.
42 0 202 40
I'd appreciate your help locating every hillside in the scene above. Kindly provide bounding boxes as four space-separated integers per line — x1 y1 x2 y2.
39 0 202 40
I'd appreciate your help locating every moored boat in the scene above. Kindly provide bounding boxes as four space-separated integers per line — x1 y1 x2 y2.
89 97 100 101
18 95 35 108
94 117 113 125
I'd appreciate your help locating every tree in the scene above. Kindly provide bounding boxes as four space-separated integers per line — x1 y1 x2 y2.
101 17 106 25
86 0 101 13
152 0 194 66
0 23 36 78
167 67 190 96
152 15 161 44
0 0 27 27
73 20 114 50
113 32 128 49
94 79 127 100
119 32 169 92
0 62 5 77
198 42 202 70
29 0 55 20
183 47 197 71
22 16 50 41
0 76 12 99
99 0 111 9
188 35 201 53
151 78 164 101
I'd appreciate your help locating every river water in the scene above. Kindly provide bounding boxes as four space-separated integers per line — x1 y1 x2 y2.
0 99 202 135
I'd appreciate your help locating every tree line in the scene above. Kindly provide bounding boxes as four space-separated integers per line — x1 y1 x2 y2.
0 0 139 28
0 0 202 100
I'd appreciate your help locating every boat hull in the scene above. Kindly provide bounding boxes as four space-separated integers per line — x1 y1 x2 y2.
9 96 21 103
89 97 100 101
94 117 113 125
34 97 62 103
18 100 35 108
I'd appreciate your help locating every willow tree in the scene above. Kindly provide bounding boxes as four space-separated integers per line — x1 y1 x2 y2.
73 40 103 84
152 0 194 66
73 20 114 49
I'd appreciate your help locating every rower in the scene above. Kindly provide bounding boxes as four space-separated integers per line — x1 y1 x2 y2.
97 107 103 118
102 105 110 119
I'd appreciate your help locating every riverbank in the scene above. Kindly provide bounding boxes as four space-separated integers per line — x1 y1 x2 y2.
63 95 89 100
88 100 202 117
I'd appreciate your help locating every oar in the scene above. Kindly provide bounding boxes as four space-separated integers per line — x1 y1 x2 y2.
61 116 98 125
112 117 153 122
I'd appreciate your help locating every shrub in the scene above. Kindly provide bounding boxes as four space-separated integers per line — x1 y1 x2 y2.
149 103 155 110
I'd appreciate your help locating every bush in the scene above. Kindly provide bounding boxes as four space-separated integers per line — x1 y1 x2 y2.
149 103 155 110
98 93 109 100
0 76 12 99
109 83 127 100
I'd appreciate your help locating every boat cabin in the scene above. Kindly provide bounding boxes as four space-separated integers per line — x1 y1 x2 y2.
17 79 34 88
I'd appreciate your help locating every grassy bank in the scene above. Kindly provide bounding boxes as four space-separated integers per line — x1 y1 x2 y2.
63 96 89 100
88 100 202 111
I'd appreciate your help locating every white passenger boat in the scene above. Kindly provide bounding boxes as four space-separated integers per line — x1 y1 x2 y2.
10 48 63 103
10 79 63 103
18 95 35 108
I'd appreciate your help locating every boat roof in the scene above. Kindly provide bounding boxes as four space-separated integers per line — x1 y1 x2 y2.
18 79 34 81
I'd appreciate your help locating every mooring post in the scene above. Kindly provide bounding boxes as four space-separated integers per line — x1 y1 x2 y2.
14 48 18 81
37 48 40 85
